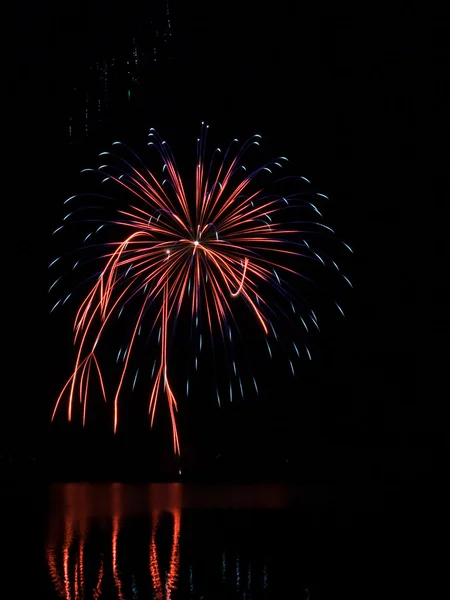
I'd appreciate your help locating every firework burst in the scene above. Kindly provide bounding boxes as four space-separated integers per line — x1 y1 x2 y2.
50 123 352 454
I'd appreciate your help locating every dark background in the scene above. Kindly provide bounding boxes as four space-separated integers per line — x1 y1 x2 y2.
5 1 448 484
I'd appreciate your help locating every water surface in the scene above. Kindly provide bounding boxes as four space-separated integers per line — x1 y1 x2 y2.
43 483 317 599
1 480 435 599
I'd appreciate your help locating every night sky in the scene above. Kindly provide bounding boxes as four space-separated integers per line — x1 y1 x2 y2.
5 1 448 481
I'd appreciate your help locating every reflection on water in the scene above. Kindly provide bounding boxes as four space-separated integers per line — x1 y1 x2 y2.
46 483 310 599
47 484 181 600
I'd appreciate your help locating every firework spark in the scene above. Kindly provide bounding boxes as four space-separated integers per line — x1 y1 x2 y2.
50 123 352 454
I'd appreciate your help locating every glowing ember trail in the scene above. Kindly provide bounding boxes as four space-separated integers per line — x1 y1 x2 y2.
50 123 352 454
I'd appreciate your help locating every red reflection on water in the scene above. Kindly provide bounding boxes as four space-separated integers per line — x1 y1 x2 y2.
46 483 182 599
92 559 104 600
47 484 89 600
111 484 124 600
149 484 182 600
45 482 290 598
